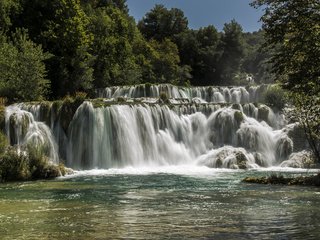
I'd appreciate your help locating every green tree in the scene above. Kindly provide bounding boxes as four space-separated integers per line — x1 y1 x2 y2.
217 20 245 85
138 4 188 41
242 30 274 83
0 0 21 32
0 30 50 102
251 0 320 95
88 5 141 87
81 0 128 13
13 0 94 97
137 38 182 84
252 0 320 162
43 0 94 96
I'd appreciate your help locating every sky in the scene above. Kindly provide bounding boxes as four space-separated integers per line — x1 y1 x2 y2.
126 0 263 32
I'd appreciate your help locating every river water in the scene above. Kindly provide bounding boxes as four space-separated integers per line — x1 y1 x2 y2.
1 167 320 239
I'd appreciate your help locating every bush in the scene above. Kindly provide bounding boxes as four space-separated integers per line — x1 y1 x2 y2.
263 85 288 110
74 92 87 105
0 147 31 182
0 145 65 182
0 102 5 131
0 132 8 155
159 92 169 103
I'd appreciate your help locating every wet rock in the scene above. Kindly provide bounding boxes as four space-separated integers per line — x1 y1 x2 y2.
280 151 316 168
197 147 252 169
276 136 293 161
258 105 270 123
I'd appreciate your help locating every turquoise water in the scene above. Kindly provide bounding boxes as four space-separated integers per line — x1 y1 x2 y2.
0 167 320 239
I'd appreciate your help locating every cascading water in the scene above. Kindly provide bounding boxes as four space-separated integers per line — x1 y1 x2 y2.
4 85 307 170
4 105 59 164
95 84 269 104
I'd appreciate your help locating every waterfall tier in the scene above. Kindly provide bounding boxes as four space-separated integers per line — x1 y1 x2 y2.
96 84 270 104
4 94 304 170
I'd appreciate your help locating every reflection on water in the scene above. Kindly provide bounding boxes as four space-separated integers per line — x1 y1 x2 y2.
0 168 320 239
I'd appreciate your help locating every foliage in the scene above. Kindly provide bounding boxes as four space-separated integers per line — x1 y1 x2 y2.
263 85 288 110
0 131 8 155
242 30 273 83
0 99 6 130
252 0 320 163
0 145 64 182
285 93 320 163
217 20 245 85
138 4 188 41
159 92 169 104
179 26 220 86
0 0 21 32
43 0 94 96
0 146 31 181
88 5 141 87
146 39 182 84
0 0 280 103
251 0 320 95
0 29 50 103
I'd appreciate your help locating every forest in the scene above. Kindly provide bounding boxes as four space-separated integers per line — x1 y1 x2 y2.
0 0 271 102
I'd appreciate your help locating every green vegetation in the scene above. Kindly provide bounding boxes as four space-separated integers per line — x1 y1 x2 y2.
262 85 287 110
252 0 320 163
0 145 66 182
0 30 50 103
0 0 272 102
0 116 66 182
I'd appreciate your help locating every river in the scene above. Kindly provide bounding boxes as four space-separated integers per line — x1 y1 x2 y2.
1 167 319 239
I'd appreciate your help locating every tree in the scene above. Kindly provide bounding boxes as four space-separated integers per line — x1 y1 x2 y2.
242 30 274 83
0 30 50 102
138 4 188 41
217 20 245 85
81 0 128 13
0 0 21 32
43 0 94 96
88 5 142 87
251 0 320 95
13 0 94 97
252 0 320 162
285 94 320 163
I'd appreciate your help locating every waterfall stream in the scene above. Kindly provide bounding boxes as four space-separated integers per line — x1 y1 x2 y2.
4 84 306 170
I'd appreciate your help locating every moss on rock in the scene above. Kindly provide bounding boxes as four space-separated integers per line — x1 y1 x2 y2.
234 111 244 124
243 173 320 186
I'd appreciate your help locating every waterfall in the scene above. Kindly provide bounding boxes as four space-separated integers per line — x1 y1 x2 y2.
96 84 270 104
4 84 304 170
4 105 59 164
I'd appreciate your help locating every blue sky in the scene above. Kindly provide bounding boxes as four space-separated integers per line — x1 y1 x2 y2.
126 0 263 32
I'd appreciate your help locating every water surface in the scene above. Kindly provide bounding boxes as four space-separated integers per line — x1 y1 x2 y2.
0 167 320 239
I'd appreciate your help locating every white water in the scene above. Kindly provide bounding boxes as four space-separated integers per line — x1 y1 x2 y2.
4 85 307 170
4 105 59 164
96 84 269 104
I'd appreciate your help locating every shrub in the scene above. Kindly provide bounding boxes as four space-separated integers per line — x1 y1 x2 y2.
0 103 5 132
234 111 244 124
159 92 169 103
0 132 8 155
0 146 31 182
117 97 126 103
0 145 65 182
263 85 288 110
74 92 87 105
